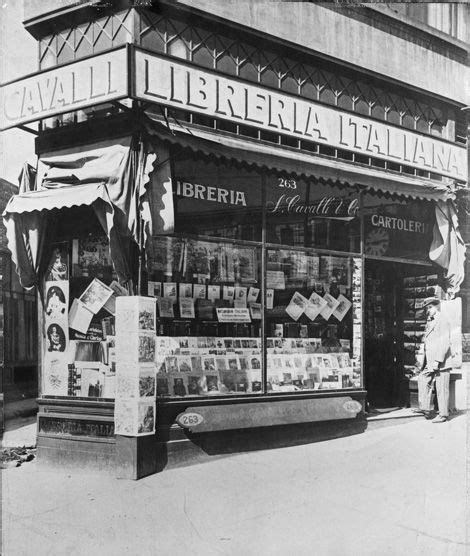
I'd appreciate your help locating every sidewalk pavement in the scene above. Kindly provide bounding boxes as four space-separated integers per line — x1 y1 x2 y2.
1 413 468 556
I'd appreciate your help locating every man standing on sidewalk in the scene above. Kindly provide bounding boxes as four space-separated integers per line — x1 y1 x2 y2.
413 299 452 423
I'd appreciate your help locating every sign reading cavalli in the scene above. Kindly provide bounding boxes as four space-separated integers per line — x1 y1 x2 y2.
0 49 128 130
134 51 466 181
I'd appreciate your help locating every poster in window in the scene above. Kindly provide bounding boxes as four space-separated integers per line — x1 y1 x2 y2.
45 243 69 281
185 239 211 278
235 248 257 283
46 323 68 353
45 281 69 322
78 234 111 275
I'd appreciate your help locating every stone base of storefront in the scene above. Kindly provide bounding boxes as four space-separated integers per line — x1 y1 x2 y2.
36 391 367 478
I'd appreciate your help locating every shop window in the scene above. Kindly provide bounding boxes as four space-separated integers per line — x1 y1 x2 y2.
172 155 263 243
265 250 361 391
41 206 128 400
150 238 263 398
265 176 360 253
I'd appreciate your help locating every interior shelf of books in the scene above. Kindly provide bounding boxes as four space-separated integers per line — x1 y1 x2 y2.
41 229 362 402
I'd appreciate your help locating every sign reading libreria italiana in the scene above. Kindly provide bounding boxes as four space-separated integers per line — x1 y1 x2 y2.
0 46 466 181
134 51 466 180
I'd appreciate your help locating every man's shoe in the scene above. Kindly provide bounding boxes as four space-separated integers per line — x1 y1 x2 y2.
411 408 426 414
431 416 448 423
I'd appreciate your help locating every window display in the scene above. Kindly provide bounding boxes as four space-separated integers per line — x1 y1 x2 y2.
147 237 263 398
264 250 359 392
39 156 367 403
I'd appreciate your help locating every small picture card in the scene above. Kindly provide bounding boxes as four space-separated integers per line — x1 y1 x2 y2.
179 283 193 298
45 280 69 324
286 291 309 321
147 281 162 297
320 293 340 321
266 289 274 310
103 280 129 315
247 287 260 303
45 243 69 282
163 282 177 299
202 357 216 372
249 302 262 320
193 284 206 299
69 298 94 334
305 291 328 321
177 356 192 373
223 285 235 301
207 285 221 301
234 286 248 307
157 297 175 318
79 278 114 315
332 294 352 321
179 297 195 319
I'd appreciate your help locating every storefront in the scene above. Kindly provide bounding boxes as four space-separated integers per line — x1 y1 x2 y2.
0 21 467 476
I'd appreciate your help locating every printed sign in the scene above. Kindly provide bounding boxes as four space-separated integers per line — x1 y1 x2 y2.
216 307 251 323
134 49 466 180
176 412 205 428
0 48 128 131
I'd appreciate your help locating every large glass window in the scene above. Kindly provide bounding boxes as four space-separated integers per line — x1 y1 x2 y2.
265 250 360 391
172 153 262 242
149 237 262 397
148 154 362 398
266 175 360 253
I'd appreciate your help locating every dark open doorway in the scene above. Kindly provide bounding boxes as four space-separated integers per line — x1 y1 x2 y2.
364 259 438 409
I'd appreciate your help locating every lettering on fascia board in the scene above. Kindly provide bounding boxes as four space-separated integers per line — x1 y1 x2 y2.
0 50 127 130
175 180 247 206
136 52 466 180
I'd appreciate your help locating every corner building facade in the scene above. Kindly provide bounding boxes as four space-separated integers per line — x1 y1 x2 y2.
2 0 468 475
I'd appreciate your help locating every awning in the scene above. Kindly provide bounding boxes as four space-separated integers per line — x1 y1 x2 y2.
430 199 466 296
3 136 173 289
144 115 455 202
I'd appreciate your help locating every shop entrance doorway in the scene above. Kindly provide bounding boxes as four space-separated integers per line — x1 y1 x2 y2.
364 259 437 409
